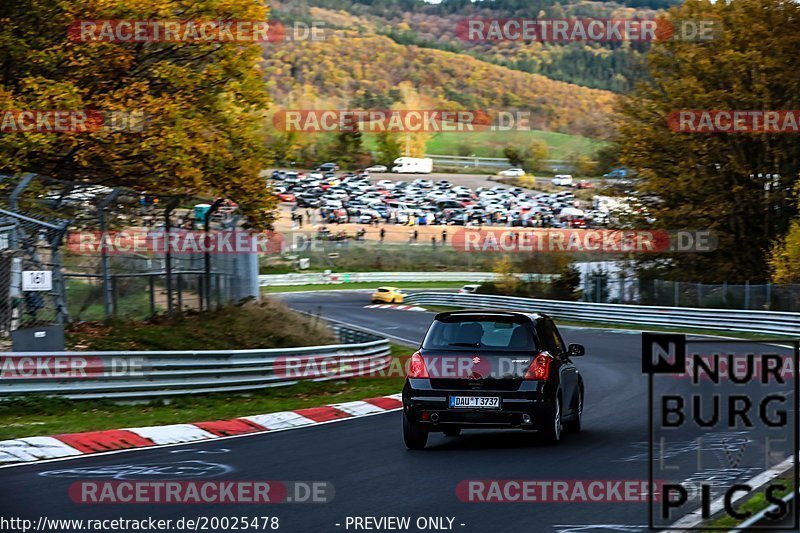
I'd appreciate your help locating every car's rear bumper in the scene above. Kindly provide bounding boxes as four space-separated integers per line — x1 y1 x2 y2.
402 380 554 431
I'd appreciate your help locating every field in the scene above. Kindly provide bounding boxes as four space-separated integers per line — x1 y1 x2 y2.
422 130 604 159
353 130 604 161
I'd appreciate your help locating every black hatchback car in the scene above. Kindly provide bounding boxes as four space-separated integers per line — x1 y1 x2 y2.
402 310 585 449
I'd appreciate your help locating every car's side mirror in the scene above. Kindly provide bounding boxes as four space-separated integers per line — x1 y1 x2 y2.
568 343 585 357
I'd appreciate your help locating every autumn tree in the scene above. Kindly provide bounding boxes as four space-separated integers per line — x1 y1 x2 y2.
0 0 277 227
770 217 800 283
524 139 549 172
375 132 402 165
617 0 800 282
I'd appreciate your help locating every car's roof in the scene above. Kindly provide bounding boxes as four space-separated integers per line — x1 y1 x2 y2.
433 309 545 322
376 286 399 290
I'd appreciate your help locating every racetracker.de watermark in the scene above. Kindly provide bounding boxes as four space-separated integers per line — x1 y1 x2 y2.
450 229 717 254
0 110 147 133
456 480 662 502
455 18 718 42
67 20 326 43
274 354 537 380
669 110 800 133
272 110 545 133
66 230 284 255
70 481 333 504
0 355 148 379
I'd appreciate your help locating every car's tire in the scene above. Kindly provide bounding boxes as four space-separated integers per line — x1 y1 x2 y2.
565 388 583 433
540 395 563 445
403 412 428 450
443 427 461 437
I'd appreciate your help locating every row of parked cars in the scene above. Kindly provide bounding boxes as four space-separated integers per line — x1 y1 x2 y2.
268 170 615 228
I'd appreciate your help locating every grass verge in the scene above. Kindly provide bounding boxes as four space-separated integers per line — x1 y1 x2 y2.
66 299 337 350
0 345 411 440
706 474 794 528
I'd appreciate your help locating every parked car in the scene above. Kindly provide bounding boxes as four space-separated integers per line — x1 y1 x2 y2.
315 162 339 172
498 168 526 177
402 310 586 449
366 165 388 173
552 175 574 187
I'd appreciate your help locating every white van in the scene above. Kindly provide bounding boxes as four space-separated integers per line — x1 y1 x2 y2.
552 174 574 187
391 157 433 174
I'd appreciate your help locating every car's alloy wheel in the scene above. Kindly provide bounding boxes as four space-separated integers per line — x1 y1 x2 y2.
541 395 562 445
403 412 429 450
565 389 582 433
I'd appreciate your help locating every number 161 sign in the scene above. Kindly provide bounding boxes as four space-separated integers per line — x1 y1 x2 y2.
22 271 53 291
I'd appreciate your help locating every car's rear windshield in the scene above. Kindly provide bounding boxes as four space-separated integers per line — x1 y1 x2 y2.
377 288 390 293
422 315 537 352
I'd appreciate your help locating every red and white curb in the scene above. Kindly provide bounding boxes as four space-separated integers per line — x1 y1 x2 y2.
364 304 426 312
0 394 402 466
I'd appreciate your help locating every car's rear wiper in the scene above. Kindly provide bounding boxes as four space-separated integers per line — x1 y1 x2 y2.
448 342 480 347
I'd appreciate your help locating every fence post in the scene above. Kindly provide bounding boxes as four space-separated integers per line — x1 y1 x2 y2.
198 274 204 311
674 281 679 307
204 199 225 311
111 276 118 317
744 280 750 309
766 282 772 310
148 275 155 316
164 197 181 315
96 190 120 320
177 273 183 312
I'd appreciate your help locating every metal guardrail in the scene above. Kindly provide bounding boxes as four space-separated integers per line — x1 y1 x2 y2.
0 324 391 400
404 292 800 337
259 271 557 287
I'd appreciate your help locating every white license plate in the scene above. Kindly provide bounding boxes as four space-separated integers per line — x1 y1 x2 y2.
449 396 500 409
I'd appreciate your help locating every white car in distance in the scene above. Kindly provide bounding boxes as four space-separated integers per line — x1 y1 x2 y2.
552 174 574 187
498 168 526 177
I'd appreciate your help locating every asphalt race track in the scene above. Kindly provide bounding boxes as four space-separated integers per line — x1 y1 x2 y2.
0 290 795 533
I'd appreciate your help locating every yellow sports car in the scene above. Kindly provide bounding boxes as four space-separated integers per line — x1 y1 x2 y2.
371 286 405 304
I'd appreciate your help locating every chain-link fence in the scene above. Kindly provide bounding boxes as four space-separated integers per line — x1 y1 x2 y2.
581 270 800 312
0 201 70 340
0 174 261 347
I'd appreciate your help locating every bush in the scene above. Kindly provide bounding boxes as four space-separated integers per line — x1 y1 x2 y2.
67 299 338 350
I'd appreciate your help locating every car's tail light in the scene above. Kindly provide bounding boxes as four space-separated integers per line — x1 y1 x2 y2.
408 352 429 378
524 353 552 381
